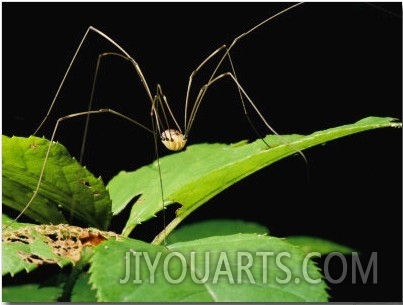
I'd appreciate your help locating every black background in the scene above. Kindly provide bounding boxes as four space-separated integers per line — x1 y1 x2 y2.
2 2 402 302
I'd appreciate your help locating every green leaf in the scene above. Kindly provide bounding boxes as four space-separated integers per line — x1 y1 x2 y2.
2 240 40 275
286 236 356 255
2 135 112 229
2 225 73 276
166 219 269 244
2 284 62 302
107 117 401 238
89 234 328 302
2 221 120 276
71 273 98 302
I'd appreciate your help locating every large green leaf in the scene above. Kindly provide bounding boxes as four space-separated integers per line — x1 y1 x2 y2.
166 219 269 244
89 234 328 302
167 219 355 255
2 135 112 229
107 117 401 239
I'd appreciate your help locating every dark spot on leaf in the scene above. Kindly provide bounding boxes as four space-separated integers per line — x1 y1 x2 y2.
26 254 41 264
79 179 91 188
46 233 58 241
79 231 107 247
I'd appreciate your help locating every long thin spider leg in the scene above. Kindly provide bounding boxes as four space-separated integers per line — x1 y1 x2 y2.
229 2 304 51
148 91 171 247
154 86 174 136
186 46 238 133
150 110 167 247
33 27 93 136
82 51 174 140
210 2 304 84
185 46 235 135
185 45 230 135
87 27 156 106
184 45 227 129
199 72 308 163
157 85 183 134
80 51 154 163
193 3 305 132
154 92 171 137
150 85 178 139
187 47 270 149
225 51 269 147
151 94 164 136
184 2 304 136
33 26 157 137
81 52 118 164
5 109 155 229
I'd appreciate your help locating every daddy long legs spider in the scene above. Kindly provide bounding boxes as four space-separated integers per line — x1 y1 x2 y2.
1 4 402 252
3 3 307 234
